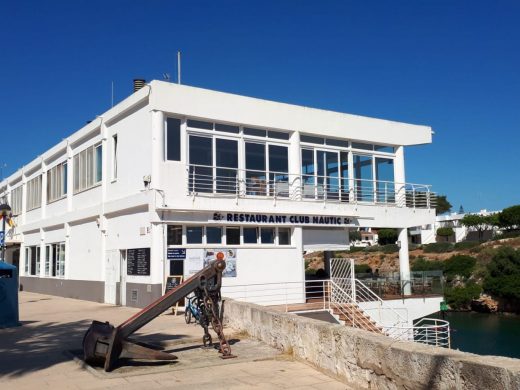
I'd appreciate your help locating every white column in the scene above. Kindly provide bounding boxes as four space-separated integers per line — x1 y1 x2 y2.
41 160 47 219
151 110 164 191
66 142 73 211
39 228 45 277
398 227 411 295
288 131 301 200
394 146 406 207
21 172 27 225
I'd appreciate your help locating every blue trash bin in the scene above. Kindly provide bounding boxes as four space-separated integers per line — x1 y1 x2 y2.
0 261 20 328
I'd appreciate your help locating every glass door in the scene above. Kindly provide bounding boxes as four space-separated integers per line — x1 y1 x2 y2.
353 154 374 201
375 157 395 203
215 138 238 194
188 135 213 193
317 150 340 200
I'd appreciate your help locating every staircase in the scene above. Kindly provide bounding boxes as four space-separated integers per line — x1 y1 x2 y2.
331 303 383 334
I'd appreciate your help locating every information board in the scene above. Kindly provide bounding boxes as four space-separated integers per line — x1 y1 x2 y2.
165 275 183 294
127 248 151 276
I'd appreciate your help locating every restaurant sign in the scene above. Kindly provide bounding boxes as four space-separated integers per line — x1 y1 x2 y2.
212 212 355 226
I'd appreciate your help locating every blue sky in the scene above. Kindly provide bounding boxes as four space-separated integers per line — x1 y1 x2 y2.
1 1 519 212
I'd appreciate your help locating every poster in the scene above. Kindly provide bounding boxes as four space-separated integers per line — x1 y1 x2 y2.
184 249 204 277
204 249 237 278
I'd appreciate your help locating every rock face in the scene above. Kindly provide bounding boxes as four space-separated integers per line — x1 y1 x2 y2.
471 294 499 313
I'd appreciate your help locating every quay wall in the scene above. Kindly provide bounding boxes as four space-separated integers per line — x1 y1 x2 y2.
224 299 520 389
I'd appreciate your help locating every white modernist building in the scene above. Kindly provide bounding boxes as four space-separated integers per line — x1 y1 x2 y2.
0 81 436 308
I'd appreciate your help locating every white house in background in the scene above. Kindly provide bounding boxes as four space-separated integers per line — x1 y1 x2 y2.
411 209 501 244
0 80 436 307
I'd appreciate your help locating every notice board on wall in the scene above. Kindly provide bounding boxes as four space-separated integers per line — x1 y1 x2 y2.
127 248 151 276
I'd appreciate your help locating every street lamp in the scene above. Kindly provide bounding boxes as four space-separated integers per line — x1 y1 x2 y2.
0 203 12 262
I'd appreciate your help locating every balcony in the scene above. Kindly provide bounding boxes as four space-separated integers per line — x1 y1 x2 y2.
186 164 436 209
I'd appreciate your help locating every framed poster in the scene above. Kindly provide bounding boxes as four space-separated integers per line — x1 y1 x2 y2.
127 248 151 276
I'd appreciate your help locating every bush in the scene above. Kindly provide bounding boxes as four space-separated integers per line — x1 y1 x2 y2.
423 242 454 253
382 244 399 254
483 247 520 300
378 229 398 245
349 230 361 242
437 227 454 237
493 230 520 240
454 241 480 251
365 245 382 253
355 264 372 274
411 257 443 272
445 283 482 310
348 246 365 253
443 255 477 280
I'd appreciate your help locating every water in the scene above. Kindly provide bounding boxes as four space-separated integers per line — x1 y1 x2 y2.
431 311 520 359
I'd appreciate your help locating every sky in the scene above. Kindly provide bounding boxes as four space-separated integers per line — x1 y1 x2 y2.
1 0 519 212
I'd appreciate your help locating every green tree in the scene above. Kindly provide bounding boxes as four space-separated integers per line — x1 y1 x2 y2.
461 214 489 241
443 255 477 280
483 247 520 300
498 205 520 231
349 230 361 242
445 283 482 310
435 195 452 215
377 228 398 245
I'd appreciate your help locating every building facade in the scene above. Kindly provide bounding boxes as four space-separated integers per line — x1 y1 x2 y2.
0 81 435 307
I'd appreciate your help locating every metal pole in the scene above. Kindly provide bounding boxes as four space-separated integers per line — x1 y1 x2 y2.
1 215 5 261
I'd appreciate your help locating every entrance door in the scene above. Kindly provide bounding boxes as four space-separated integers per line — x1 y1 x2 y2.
120 250 127 306
104 250 118 305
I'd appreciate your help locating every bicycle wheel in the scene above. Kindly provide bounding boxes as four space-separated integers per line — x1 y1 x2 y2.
185 308 192 324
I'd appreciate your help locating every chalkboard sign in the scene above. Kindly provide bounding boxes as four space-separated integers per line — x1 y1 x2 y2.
165 275 183 294
127 248 151 276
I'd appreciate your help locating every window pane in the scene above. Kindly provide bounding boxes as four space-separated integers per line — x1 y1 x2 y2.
215 123 239 133
245 143 265 170
167 225 182 245
206 227 222 244
374 144 394 153
216 139 238 194
352 142 373 151
301 135 324 144
30 247 36 275
268 145 288 173
63 163 68 195
96 145 102 182
375 158 395 203
268 131 289 140
186 226 203 244
244 127 266 137
187 119 213 130
340 152 349 202
167 118 181 161
243 227 258 244
278 228 291 245
226 227 240 245
261 228 275 244
354 154 373 201
189 135 212 166
326 138 349 148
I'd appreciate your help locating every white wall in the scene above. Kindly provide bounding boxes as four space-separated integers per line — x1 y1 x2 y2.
68 219 103 281
302 228 349 251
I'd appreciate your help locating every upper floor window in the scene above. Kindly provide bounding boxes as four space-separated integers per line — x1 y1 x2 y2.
112 135 118 179
26 175 42 211
47 162 67 203
166 118 181 161
73 144 102 194
10 186 23 215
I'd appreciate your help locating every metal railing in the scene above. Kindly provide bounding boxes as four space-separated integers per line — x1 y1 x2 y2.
384 318 451 347
186 164 436 209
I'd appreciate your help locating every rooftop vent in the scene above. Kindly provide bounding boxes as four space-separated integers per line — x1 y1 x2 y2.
133 79 146 92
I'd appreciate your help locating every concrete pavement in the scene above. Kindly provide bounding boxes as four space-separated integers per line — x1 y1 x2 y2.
0 292 351 389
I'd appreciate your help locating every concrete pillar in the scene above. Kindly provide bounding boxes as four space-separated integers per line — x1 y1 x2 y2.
41 160 47 219
288 131 301 200
66 142 73 212
398 227 411 295
394 146 406 207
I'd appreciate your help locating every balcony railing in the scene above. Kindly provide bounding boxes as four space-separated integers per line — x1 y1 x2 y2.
186 164 436 209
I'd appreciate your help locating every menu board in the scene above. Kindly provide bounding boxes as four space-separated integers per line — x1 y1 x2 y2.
165 275 183 294
127 248 151 276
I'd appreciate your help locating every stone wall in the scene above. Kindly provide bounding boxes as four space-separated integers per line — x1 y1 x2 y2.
224 299 520 389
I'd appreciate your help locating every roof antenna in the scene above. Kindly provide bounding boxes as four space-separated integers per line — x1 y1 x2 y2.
177 50 181 85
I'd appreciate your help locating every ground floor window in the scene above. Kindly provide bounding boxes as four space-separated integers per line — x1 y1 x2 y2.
45 242 65 277
25 246 40 276
170 225 292 246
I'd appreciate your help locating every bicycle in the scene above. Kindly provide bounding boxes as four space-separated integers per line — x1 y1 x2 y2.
185 295 201 324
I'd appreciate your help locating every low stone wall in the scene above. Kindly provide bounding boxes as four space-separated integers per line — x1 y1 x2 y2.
224 299 520 389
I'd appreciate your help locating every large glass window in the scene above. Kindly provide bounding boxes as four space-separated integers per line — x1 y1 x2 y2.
216 138 238 194
26 175 42 211
167 225 182 245
47 162 67 203
186 226 203 244
166 118 181 161
226 227 240 245
243 227 258 244
188 135 213 193
301 149 315 198
268 145 289 197
354 154 373 201
206 226 222 244
301 149 348 201
73 144 102 193
46 243 65 277
278 228 291 245
260 228 275 244
245 142 266 195
375 158 395 203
